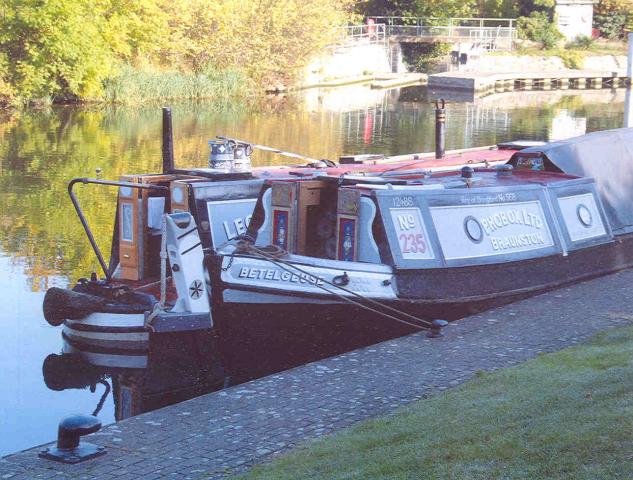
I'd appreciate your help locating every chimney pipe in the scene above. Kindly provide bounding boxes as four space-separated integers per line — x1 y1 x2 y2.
162 107 175 173
435 99 446 159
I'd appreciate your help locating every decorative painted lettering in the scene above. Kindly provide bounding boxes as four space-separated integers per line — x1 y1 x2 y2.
237 266 324 286
223 214 252 240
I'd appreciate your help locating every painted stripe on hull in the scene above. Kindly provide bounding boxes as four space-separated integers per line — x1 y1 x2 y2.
62 326 149 351
65 312 146 330
222 288 342 305
62 340 148 369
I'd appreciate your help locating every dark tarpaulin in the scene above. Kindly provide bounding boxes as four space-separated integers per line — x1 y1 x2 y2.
517 128 633 234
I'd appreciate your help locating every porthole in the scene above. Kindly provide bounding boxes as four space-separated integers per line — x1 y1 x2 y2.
463 215 484 244
577 204 592 228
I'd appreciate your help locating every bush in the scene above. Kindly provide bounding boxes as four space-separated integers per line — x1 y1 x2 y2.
558 49 584 69
594 12 627 39
566 35 594 50
401 43 452 73
517 12 564 49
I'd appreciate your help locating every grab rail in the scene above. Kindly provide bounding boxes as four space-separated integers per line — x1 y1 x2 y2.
68 178 168 281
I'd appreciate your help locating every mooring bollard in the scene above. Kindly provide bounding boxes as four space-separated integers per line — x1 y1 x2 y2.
435 99 446 159
39 414 106 464
162 106 175 173
427 319 448 338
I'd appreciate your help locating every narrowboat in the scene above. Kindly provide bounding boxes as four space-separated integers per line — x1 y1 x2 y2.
208 127 633 378
41 106 524 365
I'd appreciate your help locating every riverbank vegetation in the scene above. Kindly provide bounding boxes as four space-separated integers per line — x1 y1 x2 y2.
357 0 633 37
0 0 353 107
238 324 633 479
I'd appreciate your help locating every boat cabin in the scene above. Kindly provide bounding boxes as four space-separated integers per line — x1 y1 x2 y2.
114 171 265 281
246 164 614 272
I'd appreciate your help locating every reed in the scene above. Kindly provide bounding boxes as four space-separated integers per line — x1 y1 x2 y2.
102 65 254 105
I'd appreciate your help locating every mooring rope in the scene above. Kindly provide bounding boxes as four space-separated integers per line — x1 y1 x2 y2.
248 243 432 328
92 380 111 417
227 241 430 330
143 214 169 332
159 214 168 308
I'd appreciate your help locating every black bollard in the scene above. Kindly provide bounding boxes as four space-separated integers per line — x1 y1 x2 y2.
435 99 446 159
162 107 175 173
39 415 106 464
461 166 474 179
427 319 448 338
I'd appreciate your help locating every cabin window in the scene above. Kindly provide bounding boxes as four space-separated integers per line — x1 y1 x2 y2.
514 155 544 171
121 203 134 242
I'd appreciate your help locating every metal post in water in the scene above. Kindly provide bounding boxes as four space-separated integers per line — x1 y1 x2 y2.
625 34 633 128
162 107 175 173
435 99 446 159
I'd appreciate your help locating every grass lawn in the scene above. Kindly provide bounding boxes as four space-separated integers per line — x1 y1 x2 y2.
237 326 633 479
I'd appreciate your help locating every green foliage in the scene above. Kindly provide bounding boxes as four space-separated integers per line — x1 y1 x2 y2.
402 43 452 72
517 11 563 49
594 0 633 36
103 65 253 105
566 35 594 50
355 0 417 16
0 0 353 104
0 0 115 102
477 0 519 18
558 49 585 69
518 0 556 16
594 12 628 39
415 0 477 18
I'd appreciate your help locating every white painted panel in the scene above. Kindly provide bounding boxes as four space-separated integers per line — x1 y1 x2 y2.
358 197 381 263
221 256 396 299
430 201 554 260
147 197 165 229
206 198 257 247
389 207 435 260
558 193 607 242
255 188 273 246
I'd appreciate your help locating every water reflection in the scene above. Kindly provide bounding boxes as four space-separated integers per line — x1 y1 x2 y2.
43 331 225 422
0 85 626 457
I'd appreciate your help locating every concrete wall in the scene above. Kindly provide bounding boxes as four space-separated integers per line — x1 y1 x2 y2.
462 54 626 73
303 42 392 85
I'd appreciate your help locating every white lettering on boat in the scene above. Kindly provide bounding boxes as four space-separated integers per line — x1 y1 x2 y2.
429 200 555 260
489 232 545 250
237 267 324 286
479 209 543 235
389 208 435 260
223 214 252 240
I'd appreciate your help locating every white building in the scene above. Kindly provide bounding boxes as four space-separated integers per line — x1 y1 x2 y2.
555 0 598 40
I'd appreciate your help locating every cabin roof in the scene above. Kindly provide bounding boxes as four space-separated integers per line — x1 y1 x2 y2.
518 128 633 233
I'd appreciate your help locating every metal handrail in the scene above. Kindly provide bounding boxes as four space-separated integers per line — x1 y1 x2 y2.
68 178 168 281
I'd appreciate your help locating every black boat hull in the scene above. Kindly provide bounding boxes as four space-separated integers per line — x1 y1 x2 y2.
213 232 633 381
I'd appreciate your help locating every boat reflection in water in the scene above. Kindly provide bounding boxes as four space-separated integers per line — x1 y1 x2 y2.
43 331 225 421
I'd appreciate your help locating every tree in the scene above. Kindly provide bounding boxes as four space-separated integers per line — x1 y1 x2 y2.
594 0 633 37
477 0 519 18
0 0 114 101
415 0 477 17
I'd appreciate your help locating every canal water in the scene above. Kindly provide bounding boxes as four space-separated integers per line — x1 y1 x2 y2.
0 85 626 457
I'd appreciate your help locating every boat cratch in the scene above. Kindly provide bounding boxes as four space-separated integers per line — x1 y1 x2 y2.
41 105 633 380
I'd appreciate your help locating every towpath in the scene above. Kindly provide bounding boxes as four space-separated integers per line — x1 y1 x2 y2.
2 269 633 479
